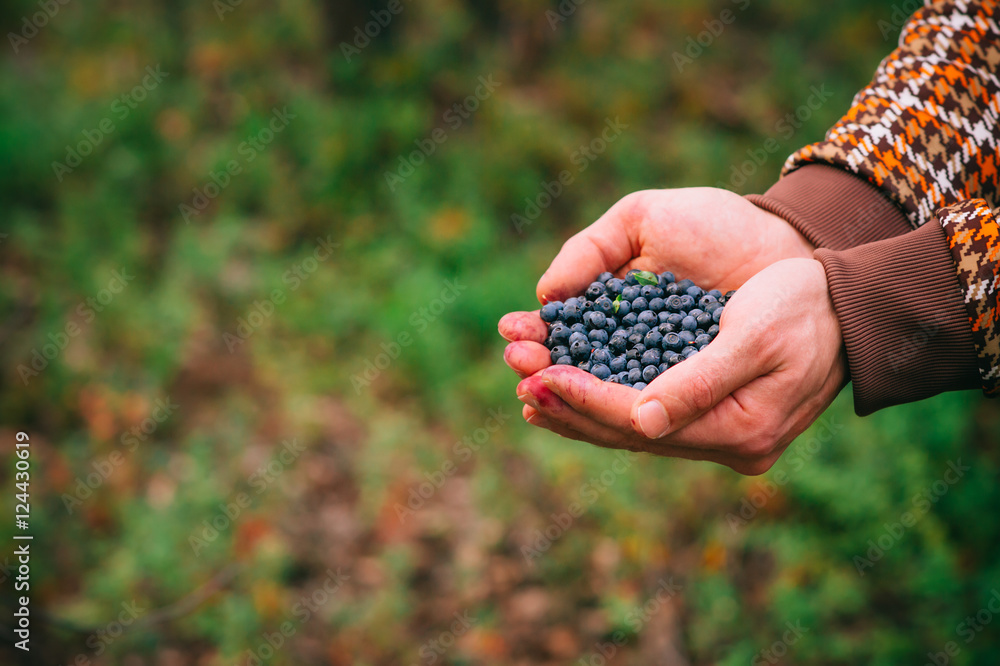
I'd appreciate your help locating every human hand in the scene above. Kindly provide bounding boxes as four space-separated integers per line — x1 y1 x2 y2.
507 258 847 475
499 187 813 382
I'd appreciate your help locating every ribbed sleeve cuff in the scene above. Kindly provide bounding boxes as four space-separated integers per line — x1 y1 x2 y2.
815 222 980 416
746 164 912 250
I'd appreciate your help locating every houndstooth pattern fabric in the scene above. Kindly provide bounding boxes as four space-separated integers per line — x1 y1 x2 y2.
785 0 1000 395
940 199 1000 393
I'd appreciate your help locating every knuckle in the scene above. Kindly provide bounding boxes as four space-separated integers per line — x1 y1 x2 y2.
686 371 718 414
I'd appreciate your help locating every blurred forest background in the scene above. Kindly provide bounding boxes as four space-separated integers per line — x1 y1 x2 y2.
2 0 1000 664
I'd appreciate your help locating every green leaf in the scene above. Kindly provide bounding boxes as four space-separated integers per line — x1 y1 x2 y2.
613 295 621 313
634 271 658 286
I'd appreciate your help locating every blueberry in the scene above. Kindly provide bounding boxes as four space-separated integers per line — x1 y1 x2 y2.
681 315 698 331
641 349 661 367
605 278 625 297
678 295 695 310
686 286 704 299
625 347 640 362
628 368 642 384
632 296 649 312
707 324 720 337
556 355 574 365
632 323 651 337
616 299 632 317
658 362 670 375
591 311 607 329
666 295 684 312
550 346 569 363
622 285 641 301
591 363 612 380
610 356 627 373
586 282 606 300
627 359 641 371
591 348 612 365
642 365 659 383
569 332 588 347
657 311 672 324
540 302 563 322
622 312 638 327
640 285 663 300
583 300 595 312
664 312 684 327
696 313 712 329
570 340 591 360
664 282 681 297
625 269 642 286
644 330 663 349
708 289 723 299
633 343 647 356
694 334 712 348
681 346 699 358
607 374 620 384
604 318 618 333
648 297 665 313
637 311 658 327
627 332 644 348
595 296 615 315
698 295 718 309
663 351 682 366
597 271 614 283
589 328 609 345
723 290 736 302
570 323 587 336
608 335 627 354
550 324 571 345
676 279 694 292
660 271 676 284
678 330 696 345
578 360 592 372
704 302 723 314
712 308 723 324
663 332 683 351
633 382 648 391
562 302 581 323
657 323 676 336
688 308 704 318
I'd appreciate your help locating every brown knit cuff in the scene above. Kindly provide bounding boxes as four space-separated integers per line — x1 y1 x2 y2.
746 164 912 250
815 222 980 416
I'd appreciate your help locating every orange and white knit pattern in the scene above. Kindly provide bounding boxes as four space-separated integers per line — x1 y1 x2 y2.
785 0 1000 394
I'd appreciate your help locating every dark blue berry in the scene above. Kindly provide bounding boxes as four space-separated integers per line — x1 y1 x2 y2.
588 329 609 345
625 269 642 286
569 332 588 347
696 313 712 329
694 333 712 348
628 368 642 384
627 359 641 371
556 355 574 365
591 363 611 380
663 332 683 351
570 340 591 360
681 315 698 331
632 297 649 312
648 297 665 312
550 346 569 363
562 302 581 323
644 330 663 349
595 296 614 315
625 347 640 362
627 332 643 348
633 382 648 391
550 324 571 345
622 285 641 301
632 323 651 337
585 282 606 300
708 289 723 299
666 295 684 312
707 324 720 337
591 348 612 366
622 312 638 327
681 346 698 358
712 308 723 324
570 323 587 335
676 279 694 292
597 271 614 283
610 356 627 373
658 363 670 375
660 271 675 284
641 349 661 367
540 302 563 322
637 311 658 327
663 351 682 365
642 365 659 383
678 330 696 345
605 278 625 297
678 295 695 310
578 360 592 372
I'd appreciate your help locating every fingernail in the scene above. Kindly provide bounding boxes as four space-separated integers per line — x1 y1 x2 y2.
498 326 514 343
637 400 670 439
526 413 540 425
518 393 538 409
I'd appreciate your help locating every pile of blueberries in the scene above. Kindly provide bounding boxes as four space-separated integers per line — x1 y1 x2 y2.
540 270 732 390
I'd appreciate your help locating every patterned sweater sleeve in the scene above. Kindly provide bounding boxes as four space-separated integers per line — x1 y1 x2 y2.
748 0 1000 411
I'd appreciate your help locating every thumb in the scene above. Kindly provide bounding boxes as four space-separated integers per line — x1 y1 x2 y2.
536 194 643 304
630 335 762 440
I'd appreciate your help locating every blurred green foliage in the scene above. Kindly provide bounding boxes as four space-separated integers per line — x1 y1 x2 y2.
2 0 999 664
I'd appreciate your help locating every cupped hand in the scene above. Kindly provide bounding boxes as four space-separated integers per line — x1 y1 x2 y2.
499 187 813 382
507 258 847 475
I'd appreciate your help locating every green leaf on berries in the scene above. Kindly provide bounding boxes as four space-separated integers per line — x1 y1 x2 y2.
613 295 621 313
634 271 658 286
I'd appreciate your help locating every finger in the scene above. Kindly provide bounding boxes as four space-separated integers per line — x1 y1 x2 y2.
499 311 548 343
517 374 632 446
504 341 552 378
630 332 766 441
536 365 637 430
536 195 643 303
